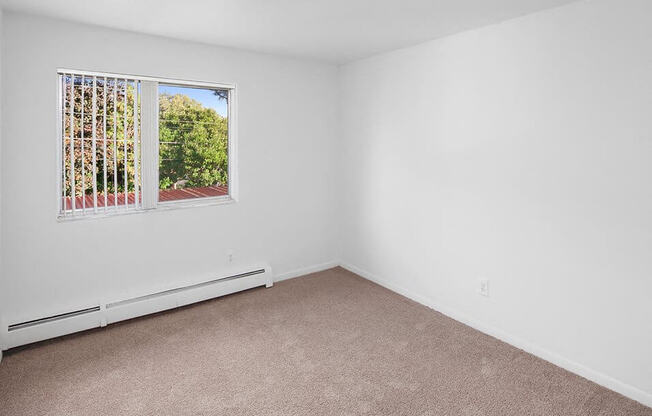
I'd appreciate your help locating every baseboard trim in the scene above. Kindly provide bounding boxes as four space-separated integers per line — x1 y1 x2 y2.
1 265 273 351
274 260 339 283
339 261 652 409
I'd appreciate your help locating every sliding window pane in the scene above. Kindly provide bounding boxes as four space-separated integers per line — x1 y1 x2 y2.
158 84 229 202
60 74 141 216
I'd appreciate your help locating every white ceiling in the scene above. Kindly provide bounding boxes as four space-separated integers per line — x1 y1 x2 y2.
0 0 578 63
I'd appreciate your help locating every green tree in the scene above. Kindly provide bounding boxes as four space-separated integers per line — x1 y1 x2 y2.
62 77 228 200
159 94 228 190
62 77 137 198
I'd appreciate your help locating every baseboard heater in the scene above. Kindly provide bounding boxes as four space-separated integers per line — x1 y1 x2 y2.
1 265 273 350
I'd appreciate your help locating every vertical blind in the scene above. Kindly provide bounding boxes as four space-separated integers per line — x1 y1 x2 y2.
60 73 141 216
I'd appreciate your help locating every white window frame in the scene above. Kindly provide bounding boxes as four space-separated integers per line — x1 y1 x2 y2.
56 69 238 220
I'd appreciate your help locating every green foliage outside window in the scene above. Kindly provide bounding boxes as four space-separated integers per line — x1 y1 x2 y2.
62 78 228 197
159 93 228 190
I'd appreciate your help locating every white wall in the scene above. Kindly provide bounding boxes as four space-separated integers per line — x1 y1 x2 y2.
339 0 652 404
0 13 339 326
0 7 3 360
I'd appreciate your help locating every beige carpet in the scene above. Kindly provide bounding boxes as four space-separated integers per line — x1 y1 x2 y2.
0 267 650 415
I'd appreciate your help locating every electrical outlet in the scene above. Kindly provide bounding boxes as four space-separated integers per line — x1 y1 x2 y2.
479 279 489 297
226 249 234 263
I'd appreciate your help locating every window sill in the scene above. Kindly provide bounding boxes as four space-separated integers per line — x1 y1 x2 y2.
57 196 235 222
157 195 235 211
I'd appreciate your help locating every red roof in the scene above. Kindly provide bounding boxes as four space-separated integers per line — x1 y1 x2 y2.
64 185 228 210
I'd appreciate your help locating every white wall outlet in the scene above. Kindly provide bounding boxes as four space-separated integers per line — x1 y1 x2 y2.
226 249 234 263
479 279 489 297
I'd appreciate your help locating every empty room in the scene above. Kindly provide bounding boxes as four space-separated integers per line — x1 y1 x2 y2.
0 0 651 414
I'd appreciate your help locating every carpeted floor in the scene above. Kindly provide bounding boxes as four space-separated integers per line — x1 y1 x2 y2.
0 267 650 415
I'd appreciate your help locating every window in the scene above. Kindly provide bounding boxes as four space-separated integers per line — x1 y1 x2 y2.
158 84 230 203
57 70 236 218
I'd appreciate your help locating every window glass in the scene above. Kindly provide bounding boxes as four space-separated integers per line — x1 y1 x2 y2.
158 84 229 203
